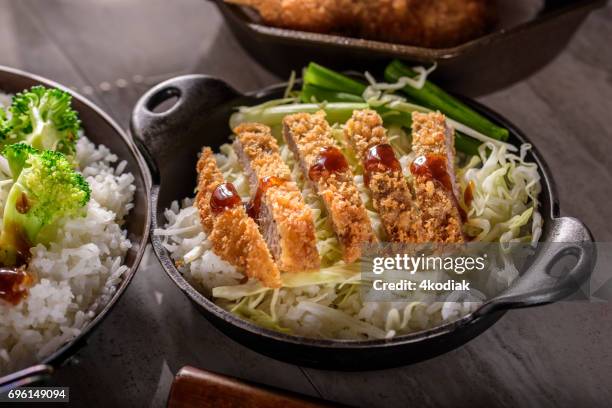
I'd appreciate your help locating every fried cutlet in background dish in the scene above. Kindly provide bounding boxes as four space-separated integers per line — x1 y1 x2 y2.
226 0 496 48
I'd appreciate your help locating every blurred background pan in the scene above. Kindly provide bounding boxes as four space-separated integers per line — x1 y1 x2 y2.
209 0 606 95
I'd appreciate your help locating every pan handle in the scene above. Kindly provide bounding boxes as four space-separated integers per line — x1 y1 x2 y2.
130 75 241 183
473 217 595 318
0 364 54 394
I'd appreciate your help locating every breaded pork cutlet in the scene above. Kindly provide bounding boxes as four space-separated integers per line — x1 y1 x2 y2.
283 111 375 263
195 148 281 288
233 123 320 272
226 0 495 48
344 109 421 242
410 111 464 243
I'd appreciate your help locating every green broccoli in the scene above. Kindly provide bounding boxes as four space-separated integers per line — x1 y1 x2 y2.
1 86 81 155
0 143 90 266
0 108 11 146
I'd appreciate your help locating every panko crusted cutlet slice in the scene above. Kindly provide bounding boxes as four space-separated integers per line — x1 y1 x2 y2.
195 148 281 288
344 109 421 243
233 123 320 272
410 111 465 243
283 111 375 263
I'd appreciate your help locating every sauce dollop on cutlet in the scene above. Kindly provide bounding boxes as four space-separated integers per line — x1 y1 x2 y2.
210 183 242 215
410 154 453 193
363 143 402 186
308 146 349 182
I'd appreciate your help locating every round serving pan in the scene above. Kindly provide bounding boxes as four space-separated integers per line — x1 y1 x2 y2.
132 75 595 370
0 66 151 389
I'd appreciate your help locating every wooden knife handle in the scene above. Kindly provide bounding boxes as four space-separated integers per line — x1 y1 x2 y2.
168 366 343 408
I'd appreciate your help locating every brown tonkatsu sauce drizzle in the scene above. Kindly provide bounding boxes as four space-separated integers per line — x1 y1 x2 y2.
0 201 36 305
460 181 476 224
16 192 30 214
246 176 287 220
308 146 349 182
363 144 402 185
410 154 453 192
464 181 475 208
0 267 32 305
210 183 242 215
3 221 32 266
411 154 468 221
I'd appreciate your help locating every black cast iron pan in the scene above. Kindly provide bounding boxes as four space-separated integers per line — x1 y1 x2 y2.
0 66 151 390
210 0 606 95
132 74 595 370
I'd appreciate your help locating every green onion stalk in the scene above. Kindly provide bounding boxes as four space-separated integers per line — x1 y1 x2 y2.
299 62 492 155
384 60 509 141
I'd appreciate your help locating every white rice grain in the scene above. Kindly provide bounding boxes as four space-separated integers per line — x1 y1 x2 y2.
0 109 135 374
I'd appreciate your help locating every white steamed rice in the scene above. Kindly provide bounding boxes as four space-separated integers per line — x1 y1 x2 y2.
0 93 136 373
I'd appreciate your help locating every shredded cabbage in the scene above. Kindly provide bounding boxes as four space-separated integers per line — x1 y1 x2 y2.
232 299 292 333
364 64 436 95
458 141 542 243
214 263 360 301
296 301 387 339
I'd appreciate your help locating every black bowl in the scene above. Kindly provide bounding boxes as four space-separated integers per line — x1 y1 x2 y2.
0 66 151 389
132 75 594 370
210 0 605 95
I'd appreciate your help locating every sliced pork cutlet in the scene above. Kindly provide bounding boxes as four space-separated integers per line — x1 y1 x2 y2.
233 123 320 272
282 111 375 263
410 111 465 243
344 109 421 243
195 147 281 288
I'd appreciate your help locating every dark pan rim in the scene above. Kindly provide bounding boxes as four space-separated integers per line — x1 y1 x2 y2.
218 0 606 60
149 80 561 350
0 65 152 368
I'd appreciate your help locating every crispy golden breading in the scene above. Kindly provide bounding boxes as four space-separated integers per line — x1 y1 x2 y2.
411 112 464 243
233 123 320 272
226 0 495 48
195 148 226 233
345 110 388 161
344 110 421 242
283 111 375 263
233 123 291 183
195 148 281 288
209 208 282 288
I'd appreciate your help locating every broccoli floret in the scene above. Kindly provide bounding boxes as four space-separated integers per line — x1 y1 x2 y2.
2 86 80 155
2 142 36 182
0 108 12 146
0 143 90 266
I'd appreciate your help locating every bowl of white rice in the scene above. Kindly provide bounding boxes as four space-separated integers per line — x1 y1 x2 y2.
0 66 151 388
